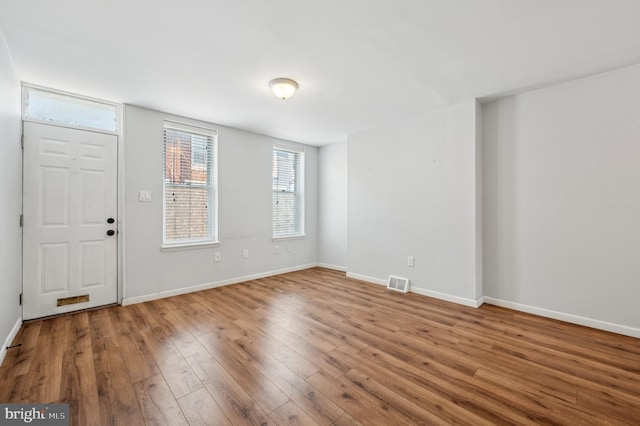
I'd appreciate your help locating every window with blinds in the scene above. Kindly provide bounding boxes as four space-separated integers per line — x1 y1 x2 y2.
273 146 304 238
163 122 217 245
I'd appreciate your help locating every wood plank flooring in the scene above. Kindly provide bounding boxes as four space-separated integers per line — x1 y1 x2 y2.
1 267 639 425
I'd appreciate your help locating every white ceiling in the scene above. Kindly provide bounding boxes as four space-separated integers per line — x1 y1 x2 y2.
1 1 639 145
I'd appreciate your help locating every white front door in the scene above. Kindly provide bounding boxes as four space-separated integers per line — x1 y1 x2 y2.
22 122 118 320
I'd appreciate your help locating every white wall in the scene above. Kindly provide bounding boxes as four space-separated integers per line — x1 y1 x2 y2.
123 105 318 302
483 64 640 333
347 100 482 306
0 30 22 363
318 141 348 270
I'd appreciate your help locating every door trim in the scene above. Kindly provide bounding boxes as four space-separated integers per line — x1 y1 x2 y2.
21 84 125 308
117 105 125 305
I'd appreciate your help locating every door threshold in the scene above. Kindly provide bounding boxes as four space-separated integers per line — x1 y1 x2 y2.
23 303 120 323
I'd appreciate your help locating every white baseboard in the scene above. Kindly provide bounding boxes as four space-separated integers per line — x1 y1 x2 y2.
411 287 484 308
346 272 387 286
122 263 318 306
346 272 482 308
484 297 640 339
317 263 348 272
0 316 22 366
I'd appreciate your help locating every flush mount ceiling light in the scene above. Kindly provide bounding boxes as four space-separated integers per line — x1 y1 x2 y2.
269 78 298 100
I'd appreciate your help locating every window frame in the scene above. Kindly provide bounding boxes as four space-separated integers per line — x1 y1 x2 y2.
272 145 305 240
22 83 120 135
162 120 219 250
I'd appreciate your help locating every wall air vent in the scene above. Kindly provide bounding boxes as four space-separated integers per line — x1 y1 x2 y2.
387 276 410 293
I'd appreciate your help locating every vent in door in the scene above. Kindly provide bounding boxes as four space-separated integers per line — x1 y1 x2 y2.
57 294 90 307
387 276 409 293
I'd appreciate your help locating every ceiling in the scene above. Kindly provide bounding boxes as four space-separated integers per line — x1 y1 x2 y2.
1 1 639 145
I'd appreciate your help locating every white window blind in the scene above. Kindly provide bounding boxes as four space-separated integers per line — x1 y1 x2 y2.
163 122 217 244
273 147 304 237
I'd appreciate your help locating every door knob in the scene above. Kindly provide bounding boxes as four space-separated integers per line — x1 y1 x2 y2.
107 230 115 236
107 218 115 224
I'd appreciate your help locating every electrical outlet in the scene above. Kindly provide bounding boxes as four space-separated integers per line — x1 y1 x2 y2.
214 252 221 262
138 190 152 202
274 245 280 254
408 256 415 267
287 245 292 253
243 249 249 259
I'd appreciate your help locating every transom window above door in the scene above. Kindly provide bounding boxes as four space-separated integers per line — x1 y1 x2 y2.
23 85 119 133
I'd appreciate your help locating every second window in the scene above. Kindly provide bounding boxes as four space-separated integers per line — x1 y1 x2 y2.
272 146 304 238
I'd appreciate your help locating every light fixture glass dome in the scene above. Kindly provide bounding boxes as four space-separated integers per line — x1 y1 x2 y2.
269 78 298 100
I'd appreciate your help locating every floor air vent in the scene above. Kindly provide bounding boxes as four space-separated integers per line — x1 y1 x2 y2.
387 276 409 293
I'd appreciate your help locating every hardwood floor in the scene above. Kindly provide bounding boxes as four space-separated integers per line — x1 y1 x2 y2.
1 267 639 425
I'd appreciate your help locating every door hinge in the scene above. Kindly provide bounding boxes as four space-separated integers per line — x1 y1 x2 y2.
19 293 22 305
21 134 24 149
19 214 23 227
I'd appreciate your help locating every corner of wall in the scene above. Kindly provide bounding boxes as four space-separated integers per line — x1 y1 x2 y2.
0 317 22 366
474 100 483 300
0 29 23 367
317 141 348 269
481 64 640 334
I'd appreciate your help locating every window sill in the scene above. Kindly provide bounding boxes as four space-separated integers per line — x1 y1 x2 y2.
161 241 220 252
272 234 306 242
